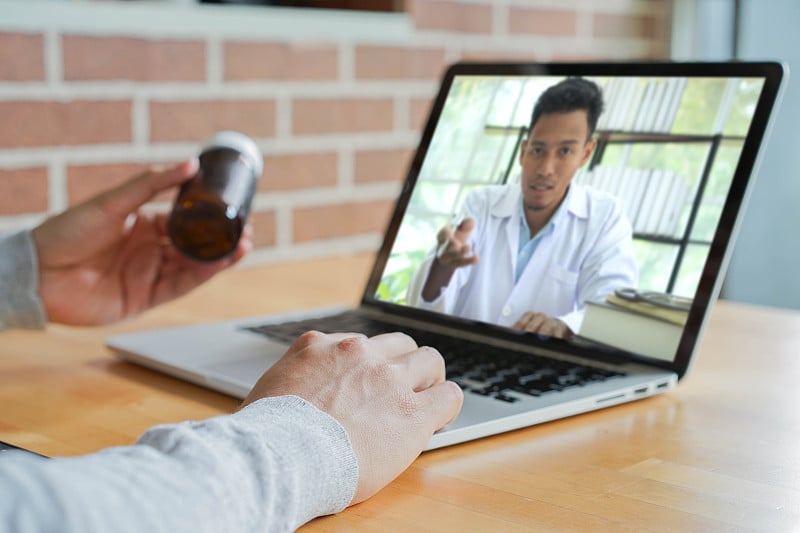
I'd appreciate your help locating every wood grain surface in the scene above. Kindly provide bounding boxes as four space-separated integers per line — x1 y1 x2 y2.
2 253 798 532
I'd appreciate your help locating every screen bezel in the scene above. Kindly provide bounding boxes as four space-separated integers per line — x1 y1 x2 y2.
360 61 785 379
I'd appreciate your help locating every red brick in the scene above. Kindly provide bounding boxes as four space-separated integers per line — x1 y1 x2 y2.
0 100 132 148
0 167 48 215
249 209 277 248
248 211 277 248
63 35 205 82
224 41 338 81
354 148 413 184
0 32 45 81
593 13 659 40
409 0 493 33
149 100 276 143
645 41 672 60
259 152 338 192
550 51 605 62
292 98 393 136
293 199 394 242
355 46 446 80
509 8 577 36
410 97 434 132
459 49 537 62
66 163 181 206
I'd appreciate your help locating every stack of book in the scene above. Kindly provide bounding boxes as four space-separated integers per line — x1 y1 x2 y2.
578 292 690 361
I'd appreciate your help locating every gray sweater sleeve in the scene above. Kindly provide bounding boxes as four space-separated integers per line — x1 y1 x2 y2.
0 231 359 529
0 395 359 532
0 230 47 331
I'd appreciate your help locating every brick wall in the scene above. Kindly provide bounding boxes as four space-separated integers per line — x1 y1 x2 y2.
0 0 672 265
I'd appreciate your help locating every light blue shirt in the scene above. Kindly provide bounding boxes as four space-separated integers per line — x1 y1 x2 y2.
515 192 569 283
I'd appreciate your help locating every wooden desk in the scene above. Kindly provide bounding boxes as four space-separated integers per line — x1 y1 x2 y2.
1 254 799 531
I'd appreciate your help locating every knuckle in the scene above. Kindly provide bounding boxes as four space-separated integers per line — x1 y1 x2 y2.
294 330 324 349
336 334 369 356
419 345 445 372
446 380 465 403
392 331 418 349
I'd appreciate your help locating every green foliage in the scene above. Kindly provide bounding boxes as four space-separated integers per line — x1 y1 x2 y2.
375 249 429 303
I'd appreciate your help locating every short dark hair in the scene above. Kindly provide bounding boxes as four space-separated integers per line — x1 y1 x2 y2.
529 77 604 138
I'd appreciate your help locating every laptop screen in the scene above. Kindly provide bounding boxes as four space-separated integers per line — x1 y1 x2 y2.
364 62 784 375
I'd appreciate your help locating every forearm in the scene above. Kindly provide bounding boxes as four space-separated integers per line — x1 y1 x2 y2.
0 230 46 331
421 258 456 302
0 396 358 533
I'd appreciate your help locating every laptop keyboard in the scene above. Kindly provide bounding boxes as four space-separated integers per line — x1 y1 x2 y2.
243 311 625 403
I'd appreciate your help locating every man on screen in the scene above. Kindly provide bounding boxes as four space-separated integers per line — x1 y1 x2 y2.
407 77 638 339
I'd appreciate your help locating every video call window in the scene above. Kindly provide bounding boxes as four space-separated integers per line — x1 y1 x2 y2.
376 74 765 305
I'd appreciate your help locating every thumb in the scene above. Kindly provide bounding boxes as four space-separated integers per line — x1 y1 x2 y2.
454 217 476 241
97 159 199 219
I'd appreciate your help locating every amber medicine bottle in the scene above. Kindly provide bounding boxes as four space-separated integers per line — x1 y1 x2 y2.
168 131 263 261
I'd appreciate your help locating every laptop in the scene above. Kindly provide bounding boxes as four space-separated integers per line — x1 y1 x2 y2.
107 61 785 451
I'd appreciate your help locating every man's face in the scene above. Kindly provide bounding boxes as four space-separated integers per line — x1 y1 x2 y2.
518 110 595 216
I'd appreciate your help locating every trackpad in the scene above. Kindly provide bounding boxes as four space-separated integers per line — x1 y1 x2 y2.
203 356 276 389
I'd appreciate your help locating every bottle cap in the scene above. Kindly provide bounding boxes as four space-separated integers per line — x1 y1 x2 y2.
202 131 264 179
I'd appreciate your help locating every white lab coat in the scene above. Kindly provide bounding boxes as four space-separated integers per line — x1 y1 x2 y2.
407 183 638 333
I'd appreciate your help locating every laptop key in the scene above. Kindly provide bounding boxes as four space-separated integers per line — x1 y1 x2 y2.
244 312 626 403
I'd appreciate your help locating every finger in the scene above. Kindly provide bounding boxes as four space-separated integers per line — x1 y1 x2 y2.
538 320 555 336
512 312 531 329
416 381 464 431
153 212 172 240
454 217 476 240
436 224 454 246
525 313 550 333
437 218 474 257
369 332 419 356
526 314 548 333
539 319 565 337
227 233 253 264
452 246 478 268
151 265 223 308
435 226 456 258
156 234 245 277
150 249 251 308
98 159 199 219
515 312 546 332
394 346 446 392
447 241 470 258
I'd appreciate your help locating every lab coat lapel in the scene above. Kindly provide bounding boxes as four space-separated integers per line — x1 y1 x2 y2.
491 185 522 286
516 227 555 294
